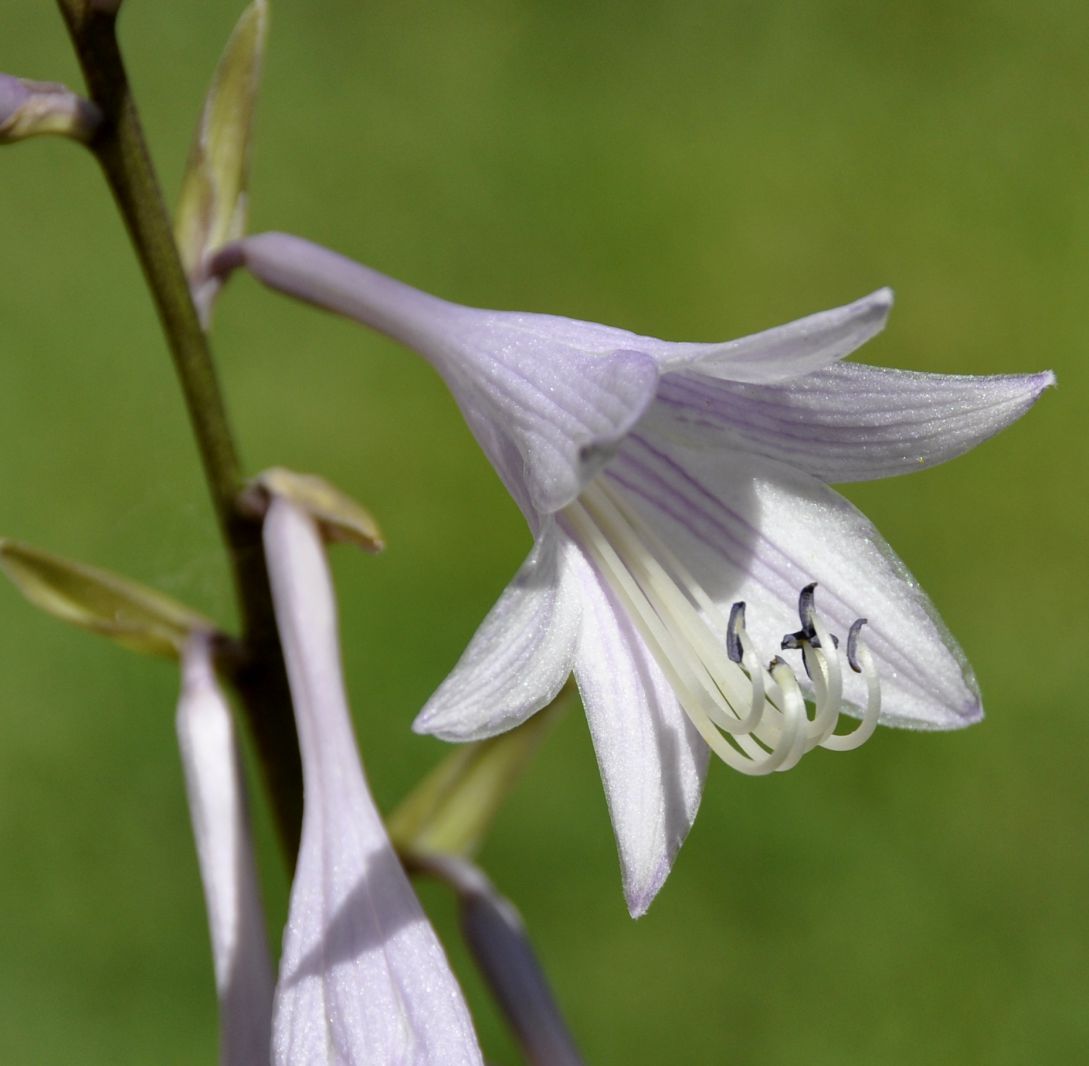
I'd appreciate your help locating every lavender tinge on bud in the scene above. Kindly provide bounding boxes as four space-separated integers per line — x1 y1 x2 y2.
0 74 100 145
0 75 28 120
215 231 1053 916
447 859 585 1066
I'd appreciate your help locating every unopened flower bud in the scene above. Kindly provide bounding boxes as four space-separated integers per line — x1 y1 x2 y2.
416 854 585 1066
0 74 100 145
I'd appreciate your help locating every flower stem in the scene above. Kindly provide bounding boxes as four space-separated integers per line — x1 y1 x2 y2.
55 0 302 863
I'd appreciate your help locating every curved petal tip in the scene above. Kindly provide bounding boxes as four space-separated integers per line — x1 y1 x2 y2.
623 854 674 919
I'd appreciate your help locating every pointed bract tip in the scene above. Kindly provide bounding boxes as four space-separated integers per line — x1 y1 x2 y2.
242 467 384 553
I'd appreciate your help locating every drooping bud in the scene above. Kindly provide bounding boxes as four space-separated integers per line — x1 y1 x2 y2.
0 539 216 658
239 466 384 553
0 74 101 145
175 0 269 318
417 854 585 1066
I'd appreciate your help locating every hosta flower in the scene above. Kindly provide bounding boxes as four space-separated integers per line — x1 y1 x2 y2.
215 233 1053 915
176 502 484 1064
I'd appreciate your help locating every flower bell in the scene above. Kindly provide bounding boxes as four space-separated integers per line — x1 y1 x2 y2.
211 232 1053 915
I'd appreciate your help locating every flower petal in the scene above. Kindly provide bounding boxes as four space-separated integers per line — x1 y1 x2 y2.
650 363 1055 482
264 498 483 1066
651 289 893 382
566 535 709 917
176 634 275 1066
607 435 981 730
414 523 581 742
441 325 660 514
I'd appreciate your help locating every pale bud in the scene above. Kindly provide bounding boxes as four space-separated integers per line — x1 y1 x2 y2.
0 74 100 145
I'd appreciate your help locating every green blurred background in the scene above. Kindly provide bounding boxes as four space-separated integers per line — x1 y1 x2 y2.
1 1 1086 1062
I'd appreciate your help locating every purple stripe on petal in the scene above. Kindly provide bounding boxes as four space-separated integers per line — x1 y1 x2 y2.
651 364 1054 482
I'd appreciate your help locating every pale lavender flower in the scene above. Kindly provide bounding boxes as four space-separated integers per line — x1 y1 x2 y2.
263 497 484 1065
215 233 1053 915
177 634 275 1066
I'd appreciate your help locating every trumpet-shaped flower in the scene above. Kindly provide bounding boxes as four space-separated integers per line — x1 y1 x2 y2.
215 233 1053 915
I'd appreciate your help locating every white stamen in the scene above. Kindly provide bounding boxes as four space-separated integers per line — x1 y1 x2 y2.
730 612 767 735
821 641 880 751
799 642 840 751
767 659 809 773
563 478 881 773
807 610 843 745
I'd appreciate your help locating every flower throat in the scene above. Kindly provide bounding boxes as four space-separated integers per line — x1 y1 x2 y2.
562 479 881 774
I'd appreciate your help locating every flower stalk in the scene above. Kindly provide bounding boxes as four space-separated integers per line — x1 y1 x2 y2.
54 0 302 861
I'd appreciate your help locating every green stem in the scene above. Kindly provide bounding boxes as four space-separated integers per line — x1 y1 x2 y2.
56 0 302 862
